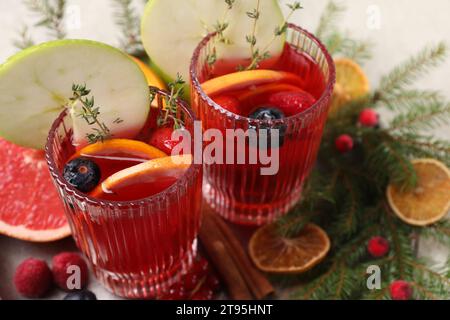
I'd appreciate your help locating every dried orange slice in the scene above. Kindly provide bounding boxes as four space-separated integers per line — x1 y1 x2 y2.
387 159 450 226
330 58 370 115
73 139 167 160
249 223 330 274
90 154 192 201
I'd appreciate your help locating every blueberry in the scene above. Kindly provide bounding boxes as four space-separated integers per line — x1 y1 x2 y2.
63 158 101 193
249 107 287 148
63 290 97 300
249 107 285 121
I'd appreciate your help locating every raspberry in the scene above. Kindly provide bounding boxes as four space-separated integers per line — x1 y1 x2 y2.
359 108 379 127
335 134 354 153
367 236 390 258
14 258 52 298
390 280 413 300
268 91 316 116
52 252 89 291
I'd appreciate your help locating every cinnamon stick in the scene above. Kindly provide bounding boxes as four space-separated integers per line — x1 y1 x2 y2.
199 216 252 300
209 212 274 299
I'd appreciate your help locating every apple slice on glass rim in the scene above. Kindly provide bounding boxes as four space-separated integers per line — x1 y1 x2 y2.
0 39 150 149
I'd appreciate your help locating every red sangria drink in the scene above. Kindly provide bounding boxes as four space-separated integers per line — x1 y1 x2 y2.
46 89 202 299
191 25 335 225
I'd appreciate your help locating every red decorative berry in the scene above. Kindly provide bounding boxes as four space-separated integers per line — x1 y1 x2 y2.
14 258 52 298
335 134 354 153
359 108 379 127
149 127 182 155
367 236 390 258
268 91 316 116
213 95 240 114
390 280 413 300
52 252 89 291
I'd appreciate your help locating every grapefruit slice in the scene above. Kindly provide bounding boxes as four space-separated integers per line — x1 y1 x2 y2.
0 138 70 242
387 159 450 226
0 40 150 149
249 223 330 274
91 154 192 201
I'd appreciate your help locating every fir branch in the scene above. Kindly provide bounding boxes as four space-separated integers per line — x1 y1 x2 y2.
338 38 373 64
315 0 346 40
111 0 143 55
12 25 35 50
378 89 443 112
388 101 450 134
391 134 450 166
365 134 417 190
24 0 66 39
421 220 450 247
378 43 447 95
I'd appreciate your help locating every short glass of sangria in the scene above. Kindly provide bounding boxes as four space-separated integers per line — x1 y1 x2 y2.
190 24 335 226
45 88 202 298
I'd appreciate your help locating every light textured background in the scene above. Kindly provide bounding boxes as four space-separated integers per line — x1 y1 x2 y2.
0 0 449 300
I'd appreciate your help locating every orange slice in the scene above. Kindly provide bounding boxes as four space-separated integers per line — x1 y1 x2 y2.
387 159 450 226
249 223 330 274
201 70 304 97
330 58 370 115
73 139 167 161
130 56 167 89
90 154 192 201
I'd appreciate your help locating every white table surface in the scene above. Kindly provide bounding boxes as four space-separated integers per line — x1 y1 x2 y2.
0 0 449 300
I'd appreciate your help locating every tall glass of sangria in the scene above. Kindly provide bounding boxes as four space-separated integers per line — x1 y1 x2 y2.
190 24 335 226
45 88 202 298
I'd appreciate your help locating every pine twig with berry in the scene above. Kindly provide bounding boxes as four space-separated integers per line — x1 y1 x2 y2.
272 2 450 300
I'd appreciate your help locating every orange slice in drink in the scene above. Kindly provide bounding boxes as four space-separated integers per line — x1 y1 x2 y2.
90 154 192 201
73 139 167 160
249 223 330 274
387 159 450 226
330 58 370 115
202 70 304 97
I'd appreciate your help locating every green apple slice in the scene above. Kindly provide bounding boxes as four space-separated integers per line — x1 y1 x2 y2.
141 0 285 85
0 40 150 149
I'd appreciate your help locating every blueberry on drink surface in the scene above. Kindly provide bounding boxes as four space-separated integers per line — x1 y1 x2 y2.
249 107 285 121
63 290 97 300
249 107 287 148
63 158 101 193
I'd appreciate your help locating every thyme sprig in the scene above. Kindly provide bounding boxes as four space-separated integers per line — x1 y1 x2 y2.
207 0 236 66
70 84 119 144
150 74 186 129
244 1 304 70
